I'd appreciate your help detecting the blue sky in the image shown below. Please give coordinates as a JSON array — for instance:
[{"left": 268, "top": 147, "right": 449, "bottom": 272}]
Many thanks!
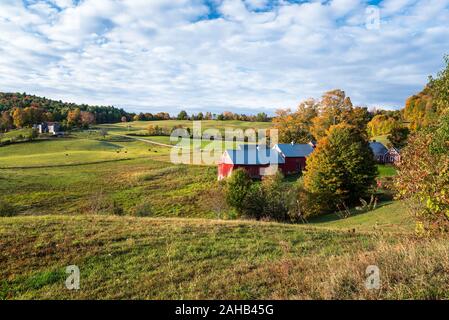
[{"left": 0, "top": 0, "right": 448, "bottom": 114}]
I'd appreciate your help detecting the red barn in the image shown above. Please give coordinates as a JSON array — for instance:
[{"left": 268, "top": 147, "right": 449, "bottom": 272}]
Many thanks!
[
  {"left": 273, "top": 143, "right": 315, "bottom": 175},
  {"left": 217, "top": 146, "right": 285, "bottom": 180}
]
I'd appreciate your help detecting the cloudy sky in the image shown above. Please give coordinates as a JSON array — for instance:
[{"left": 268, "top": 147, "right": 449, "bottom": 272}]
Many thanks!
[{"left": 0, "top": 0, "right": 448, "bottom": 114}]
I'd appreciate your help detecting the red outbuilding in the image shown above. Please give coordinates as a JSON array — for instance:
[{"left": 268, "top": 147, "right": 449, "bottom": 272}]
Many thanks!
[
  {"left": 217, "top": 145, "right": 285, "bottom": 180},
  {"left": 273, "top": 143, "right": 315, "bottom": 175},
  {"left": 217, "top": 143, "right": 315, "bottom": 180}
]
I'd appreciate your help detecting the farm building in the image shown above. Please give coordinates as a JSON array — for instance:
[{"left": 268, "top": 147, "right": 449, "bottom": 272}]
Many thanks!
[
  {"left": 273, "top": 142, "right": 315, "bottom": 175},
  {"left": 218, "top": 146, "right": 285, "bottom": 180},
  {"left": 369, "top": 141, "right": 401, "bottom": 164},
  {"left": 218, "top": 142, "right": 315, "bottom": 180},
  {"left": 34, "top": 122, "right": 61, "bottom": 135},
  {"left": 384, "top": 147, "right": 401, "bottom": 164}
]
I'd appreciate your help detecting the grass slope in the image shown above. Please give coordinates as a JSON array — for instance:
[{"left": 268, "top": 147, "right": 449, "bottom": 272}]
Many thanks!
[
  {"left": 1, "top": 215, "right": 448, "bottom": 300},
  {"left": 0, "top": 158, "right": 218, "bottom": 217},
  {"left": 309, "top": 201, "right": 412, "bottom": 233}
]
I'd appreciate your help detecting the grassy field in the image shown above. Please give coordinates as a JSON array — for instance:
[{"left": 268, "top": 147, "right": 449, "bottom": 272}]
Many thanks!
[
  {"left": 1, "top": 122, "right": 441, "bottom": 300},
  {"left": 98, "top": 120, "right": 273, "bottom": 135},
  {"left": 0, "top": 128, "right": 34, "bottom": 143},
  {"left": 2, "top": 214, "right": 448, "bottom": 300}
]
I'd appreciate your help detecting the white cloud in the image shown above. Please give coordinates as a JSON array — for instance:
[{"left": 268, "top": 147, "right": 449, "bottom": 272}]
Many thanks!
[{"left": 0, "top": 0, "right": 448, "bottom": 114}]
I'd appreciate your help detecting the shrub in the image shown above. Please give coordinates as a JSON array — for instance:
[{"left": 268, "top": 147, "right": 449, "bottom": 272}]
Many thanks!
[
  {"left": 291, "top": 184, "right": 334, "bottom": 220},
  {"left": 0, "top": 200, "right": 16, "bottom": 217},
  {"left": 225, "top": 168, "right": 252, "bottom": 215},
  {"left": 112, "top": 201, "right": 124, "bottom": 216},
  {"left": 231, "top": 172, "right": 292, "bottom": 222},
  {"left": 134, "top": 202, "right": 153, "bottom": 217},
  {"left": 200, "top": 182, "right": 229, "bottom": 219},
  {"left": 240, "top": 183, "right": 265, "bottom": 220},
  {"left": 261, "top": 172, "right": 289, "bottom": 221}
]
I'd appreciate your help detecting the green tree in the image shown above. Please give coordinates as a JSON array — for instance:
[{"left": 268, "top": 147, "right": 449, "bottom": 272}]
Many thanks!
[
  {"left": 240, "top": 183, "right": 265, "bottom": 220},
  {"left": 304, "top": 123, "right": 378, "bottom": 214},
  {"left": 225, "top": 168, "right": 253, "bottom": 215},
  {"left": 256, "top": 112, "right": 268, "bottom": 122},
  {"left": 261, "top": 172, "right": 289, "bottom": 221},
  {"left": 177, "top": 110, "right": 188, "bottom": 120},
  {"left": 388, "top": 127, "right": 410, "bottom": 149}
]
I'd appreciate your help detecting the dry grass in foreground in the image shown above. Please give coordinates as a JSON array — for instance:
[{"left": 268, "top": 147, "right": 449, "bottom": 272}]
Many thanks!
[{"left": 1, "top": 215, "right": 448, "bottom": 300}]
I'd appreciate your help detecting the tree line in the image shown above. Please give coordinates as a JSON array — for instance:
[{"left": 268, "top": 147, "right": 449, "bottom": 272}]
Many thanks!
[
  {"left": 174, "top": 110, "right": 270, "bottom": 122},
  {"left": 0, "top": 92, "right": 129, "bottom": 131},
  {"left": 273, "top": 89, "right": 407, "bottom": 148}
]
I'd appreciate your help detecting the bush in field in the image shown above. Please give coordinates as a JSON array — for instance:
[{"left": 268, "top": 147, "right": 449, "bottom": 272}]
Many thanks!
[
  {"left": 240, "top": 183, "right": 266, "bottom": 220},
  {"left": 228, "top": 171, "right": 290, "bottom": 221},
  {"left": 288, "top": 178, "right": 340, "bottom": 221},
  {"left": 225, "top": 168, "right": 253, "bottom": 215},
  {"left": 395, "top": 114, "right": 449, "bottom": 234},
  {"left": 201, "top": 182, "right": 230, "bottom": 219},
  {"left": 0, "top": 200, "right": 16, "bottom": 217},
  {"left": 260, "top": 172, "right": 289, "bottom": 221},
  {"left": 303, "top": 123, "right": 378, "bottom": 216},
  {"left": 112, "top": 200, "right": 124, "bottom": 216},
  {"left": 134, "top": 202, "right": 153, "bottom": 217}
]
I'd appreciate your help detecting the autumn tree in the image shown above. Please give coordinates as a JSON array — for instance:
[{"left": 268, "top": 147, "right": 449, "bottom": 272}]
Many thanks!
[
  {"left": 25, "top": 106, "right": 44, "bottom": 125},
  {"left": 67, "top": 108, "right": 81, "bottom": 127},
  {"left": 403, "top": 56, "right": 449, "bottom": 130},
  {"left": 388, "top": 127, "right": 410, "bottom": 149},
  {"left": 0, "top": 111, "right": 13, "bottom": 131},
  {"left": 80, "top": 111, "right": 95, "bottom": 127},
  {"left": 310, "top": 89, "right": 354, "bottom": 140},
  {"left": 274, "top": 99, "right": 318, "bottom": 143},
  {"left": 395, "top": 114, "right": 449, "bottom": 234},
  {"left": 428, "top": 55, "right": 449, "bottom": 115},
  {"left": 12, "top": 108, "right": 26, "bottom": 128},
  {"left": 367, "top": 114, "right": 401, "bottom": 137},
  {"left": 403, "top": 87, "right": 436, "bottom": 130},
  {"left": 303, "top": 123, "right": 377, "bottom": 214},
  {"left": 309, "top": 89, "right": 370, "bottom": 140}
]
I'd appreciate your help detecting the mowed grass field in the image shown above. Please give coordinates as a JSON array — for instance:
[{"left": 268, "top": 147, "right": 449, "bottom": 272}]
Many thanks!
[
  {"left": 1, "top": 121, "right": 441, "bottom": 300},
  {"left": 97, "top": 120, "right": 273, "bottom": 151},
  {"left": 99, "top": 120, "right": 273, "bottom": 135}
]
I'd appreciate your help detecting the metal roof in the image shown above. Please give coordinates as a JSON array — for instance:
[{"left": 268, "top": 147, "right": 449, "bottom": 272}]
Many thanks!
[
  {"left": 369, "top": 142, "right": 388, "bottom": 156},
  {"left": 274, "top": 144, "right": 314, "bottom": 158},
  {"left": 224, "top": 148, "right": 285, "bottom": 165}
]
